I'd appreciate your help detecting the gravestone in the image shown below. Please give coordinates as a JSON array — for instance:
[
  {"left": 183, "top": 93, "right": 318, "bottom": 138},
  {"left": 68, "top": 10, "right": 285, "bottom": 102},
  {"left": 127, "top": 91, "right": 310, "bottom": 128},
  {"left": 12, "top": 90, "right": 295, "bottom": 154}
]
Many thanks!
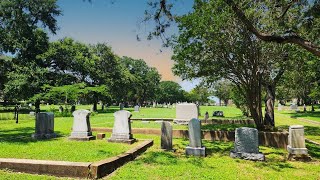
[
  {"left": 230, "top": 127, "right": 265, "bottom": 161},
  {"left": 32, "top": 112, "right": 56, "bottom": 139},
  {"left": 69, "top": 110, "right": 95, "bottom": 141},
  {"left": 185, "top": 118, "right": 206, "bottom": 156},
  {"left": 134, "top": 105, "right": 140, "bottom": 112},
  {"left": 108, "top": 110, "right": 135, "bottom": 144},
  {"left": 290, "top": 104, "right": 298, "bottom": 111},
  {"left": 173, "top": 103, "right": 198, "bottom": 125},
  {"left": 287, "top": 125, "right": 310, "bottom": 160},
  {"left": 161, "top": 121, "right": 173, "bottom": 150},
  {"left": 277, "top": 103, "right": 283, "bottom": 111},
  {"left": 119, "top": 103, "right": 124, "bottom": 110},
  {"left": 204, "top": 111, "right": 209, "bottom": 123},
  {"left": 152, "top": 101, "right": 156, "bottom": 108},
  {"left": 212, "top": 111, "right": 224, "bottom": 117},
  {"left": 29, "top": 111, "right": 35, "bottom": 116}
]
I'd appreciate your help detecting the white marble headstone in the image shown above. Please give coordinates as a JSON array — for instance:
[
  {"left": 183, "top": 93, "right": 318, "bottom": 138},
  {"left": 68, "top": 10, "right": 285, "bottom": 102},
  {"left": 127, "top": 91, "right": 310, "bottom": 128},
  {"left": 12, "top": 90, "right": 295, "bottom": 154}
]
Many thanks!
[
  {"left": 110, "top": 110, "right": 132, "bottom": 140},
  {"left": 70, "top": 110, "right": 92, "bottom": 138},
  {"left": 176, "top": 103, "right": 198, "bottom": 119}
]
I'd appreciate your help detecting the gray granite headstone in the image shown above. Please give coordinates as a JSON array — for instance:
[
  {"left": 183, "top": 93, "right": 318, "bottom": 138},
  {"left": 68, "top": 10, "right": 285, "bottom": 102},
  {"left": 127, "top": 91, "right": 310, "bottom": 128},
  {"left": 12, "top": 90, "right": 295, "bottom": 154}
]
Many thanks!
[
  {"left": 161, "top": 121, "right": 173, "bottom": 150},
  {"left": 230, "top": 127, "right": 265, "bottom": 161},
  {"left": 69, "top": 110, "right": 95, "bottom": 141},
  {"left": 134, "top": 105, "right": 140, "bottom": 112},
  {"left": 185, "top": 118, "right": 205, "bottom": 156},
  {"left": 119, "top": 103, "right": 124, "bottom": 110},
  {"left": 108, "top": 110, "right": 135, "bottom": 144},
  {"left": 32, "top": 112, "right": 56, "bottom": 139}
]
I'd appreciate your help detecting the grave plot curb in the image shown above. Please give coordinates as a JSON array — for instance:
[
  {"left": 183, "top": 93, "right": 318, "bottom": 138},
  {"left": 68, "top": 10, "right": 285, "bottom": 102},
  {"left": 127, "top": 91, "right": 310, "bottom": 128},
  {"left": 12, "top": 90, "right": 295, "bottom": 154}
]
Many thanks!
[
  {"left": 90, "top": 139, "right": 153, "bottom": 179},
  {"left": 0, "top": 139, "right": 153, "bottom": 179},
  {"left": 92, "top": 127, "right": 288, "bottom": 149}
]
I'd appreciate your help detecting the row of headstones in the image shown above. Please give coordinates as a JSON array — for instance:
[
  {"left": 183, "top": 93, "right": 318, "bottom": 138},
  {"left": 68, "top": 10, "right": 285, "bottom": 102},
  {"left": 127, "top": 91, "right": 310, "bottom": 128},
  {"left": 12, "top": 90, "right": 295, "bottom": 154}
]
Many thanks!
[
  {"left": 162, "top": 120, "right": 309, "bottom": 160},
  {"left": 32, "top": 110, "right": 136, "bottom": 143},
  {"left": 32, "top": 110, "right": 310, "bottom": 161}
]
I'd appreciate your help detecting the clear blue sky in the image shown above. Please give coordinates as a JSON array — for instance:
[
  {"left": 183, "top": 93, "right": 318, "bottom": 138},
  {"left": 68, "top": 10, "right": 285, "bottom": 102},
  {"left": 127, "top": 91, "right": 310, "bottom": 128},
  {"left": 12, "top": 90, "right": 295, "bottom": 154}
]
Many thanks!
[{"left": 51, "top": 0, "right": 196, "bottom": 91}]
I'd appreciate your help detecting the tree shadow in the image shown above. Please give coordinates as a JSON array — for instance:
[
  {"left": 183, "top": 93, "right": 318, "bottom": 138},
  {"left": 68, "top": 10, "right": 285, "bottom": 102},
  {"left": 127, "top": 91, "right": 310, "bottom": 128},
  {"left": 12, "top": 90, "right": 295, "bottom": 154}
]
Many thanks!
[
  {"left": 306, "top": 142, "right": 320, "bottom": 159},
  {"left": 0, "top": 127, "right": 62, "bottom": 144},
  {"left": 139, "top": 151, "right": 178, "bottom": 165}
]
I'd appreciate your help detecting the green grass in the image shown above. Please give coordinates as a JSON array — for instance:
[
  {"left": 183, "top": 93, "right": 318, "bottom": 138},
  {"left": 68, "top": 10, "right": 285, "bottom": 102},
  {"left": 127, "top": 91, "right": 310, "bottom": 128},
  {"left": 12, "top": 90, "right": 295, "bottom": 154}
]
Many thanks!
[
  {"left": 0, "top": 104, "right": 319, "bottom": 179},
  {"left": 107, "top": 134, "right": 320, "bottom": 180}
]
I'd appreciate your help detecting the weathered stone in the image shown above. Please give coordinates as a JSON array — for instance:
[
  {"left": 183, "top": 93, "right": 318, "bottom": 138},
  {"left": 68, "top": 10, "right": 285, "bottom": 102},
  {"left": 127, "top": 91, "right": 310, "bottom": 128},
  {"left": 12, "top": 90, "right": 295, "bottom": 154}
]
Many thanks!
[
  {"left": 29, "top": 111, "right": 35, "bottom": 116},
  {"left": 161, "top": 122, "right": 172, "bottom": 150},
  {"left": 141, "top": 121, "right": 150, "bottom": 123},
  {"left": 290, "top": 104, "right": 298, "bottom": 110},
  {"left": 173, "top": 103, "right": 198, "bottom": 125},
  {"left": 287, "top": 125, "right": 308, "bottom": 155},
  {"left": 97, "top": 133, "right": 106, "bottom": 140},
  {"left": 185, "top": 118, "right": 205, "bottom": 156},
  {"left": 108, "top": 110, "right": 135, "bottom": 144},
  {"left": 119, "top": 103, "right": 124, "bottom": 110},
  {"left": 32, "top": 112, "right": 56, "bottom": 139},
  {"left": 277, "top": 103, "right": 283, "bottom": 111},
  {"left": 69, "top": 110, "right": 95, "bottom": 141},
  {"left": 134, "top": 105, "right": 139, "bottom": 112},
  {"left": 230, "top": 127, "right": 265, "bottom": 161}
]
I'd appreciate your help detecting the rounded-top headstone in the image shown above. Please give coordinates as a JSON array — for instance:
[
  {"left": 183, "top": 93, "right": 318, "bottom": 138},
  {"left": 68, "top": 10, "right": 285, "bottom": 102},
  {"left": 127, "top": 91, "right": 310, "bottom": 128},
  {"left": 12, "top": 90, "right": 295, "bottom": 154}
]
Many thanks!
[{"left": 188, "top": 118, "right": 202, "bottom": 147}]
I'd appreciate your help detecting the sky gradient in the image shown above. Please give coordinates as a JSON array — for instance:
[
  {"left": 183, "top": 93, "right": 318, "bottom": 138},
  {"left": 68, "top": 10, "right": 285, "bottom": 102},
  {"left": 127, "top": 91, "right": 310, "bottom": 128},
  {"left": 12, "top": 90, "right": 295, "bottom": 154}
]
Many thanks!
[{"left": 50, "top": 0, "right": 197, "bottom": 90}]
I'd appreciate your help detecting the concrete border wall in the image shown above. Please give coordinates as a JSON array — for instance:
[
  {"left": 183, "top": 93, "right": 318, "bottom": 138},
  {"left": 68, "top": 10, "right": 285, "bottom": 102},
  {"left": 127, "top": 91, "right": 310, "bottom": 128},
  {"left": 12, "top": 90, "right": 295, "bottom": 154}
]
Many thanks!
[
  {"left": 92, "top": 127, "right": 288, "bottom": 149},
  {"left": 0, "top": 140, "right": 153, "bottom": 178}
]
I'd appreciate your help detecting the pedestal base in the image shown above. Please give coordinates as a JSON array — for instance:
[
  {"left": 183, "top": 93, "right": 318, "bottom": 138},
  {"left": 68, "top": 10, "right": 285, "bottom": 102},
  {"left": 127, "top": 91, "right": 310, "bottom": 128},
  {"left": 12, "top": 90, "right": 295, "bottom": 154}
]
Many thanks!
[
  {"left": 32, "top": 133, "right": 57, "bottom": 140},
  {"left": 107, "top": 138, "right": 136, "bottom": 144},
  {"left": 68, "top": 136, "right": 96, "bottom": 141},
  {"left": 287, "top": 145, "right": 308, "bottom": 155},
  {"left": 173, "top": 119, "right": 190, "bottom": 125},
  {"left": 185, "top": 146, "right": 206, "bottom": 156},
  {"left": 230, "top": 151, "right": 265, "bottom": 161}
]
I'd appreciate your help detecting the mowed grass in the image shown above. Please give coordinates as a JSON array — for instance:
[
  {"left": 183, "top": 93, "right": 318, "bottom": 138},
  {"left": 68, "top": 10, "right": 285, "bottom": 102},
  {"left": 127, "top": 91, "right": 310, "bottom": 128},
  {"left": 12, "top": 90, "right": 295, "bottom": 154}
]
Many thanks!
[
  {"left": 0, "top": 114, "right": 132, "bottom": 162},
  {"left": 0, "top": 105, "right": 320, "bottom": 179}
]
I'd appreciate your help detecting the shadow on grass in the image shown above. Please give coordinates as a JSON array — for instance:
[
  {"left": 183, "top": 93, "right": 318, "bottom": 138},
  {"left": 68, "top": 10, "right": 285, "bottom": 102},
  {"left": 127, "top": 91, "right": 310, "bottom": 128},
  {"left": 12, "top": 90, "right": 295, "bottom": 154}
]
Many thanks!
[
  {"left": 306, "top": 142, "right": 320, "bottom": 159},
  {"left": 0, "top": 127, "right": 62, "bottom": 144},
  {"left": 288, "top": 111, "right": 320, "bottom": 120},
  {"left": 140, "top": 151, "right": 178, "bottom": 165},
  {"left": 203, "top": 141, "right": 233, "bottom": 156},
  {"left": 201, "top": 124, "right": 255, "bottom": 131}
]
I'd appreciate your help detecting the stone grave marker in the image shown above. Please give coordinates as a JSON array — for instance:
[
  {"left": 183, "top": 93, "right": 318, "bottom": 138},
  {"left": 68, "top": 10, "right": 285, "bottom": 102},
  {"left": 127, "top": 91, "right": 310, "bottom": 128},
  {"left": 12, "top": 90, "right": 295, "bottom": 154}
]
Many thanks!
[
  {"left": 108, "top": 110, "right": 135, "bottom": 144},
  {"left": 287, "top": 125, "right": 310, "bottom": 160},
  {"left": 134, "top": 105, "right": 140, "bottom": 112},
  {"left": 69, "top": 110, "right": 95, "bottom": 141},
  {"left": 290, "top": 104, "right": 298, "bottom": 111},
  {"left": 230, "top": 127, "right": 265, "bottom": 161},
  {"left": 161, "top": 121, "right": 173, "bottom": 150},
  {"left": 59, "top": 105, "right": 63, "bottom": 113},
  {"left": 32, "top": 112, "right": 56, "bottom": 139},
  {"left": 277, "top": 103, "right": 283, "bottom": 111},
  {"left": 185, "top": 118, "right": 206, "bottom": 156},
  {"left": 119, "top": 103, "right": 124, "bottom": 110},
  {"left": 173, "top": 103, "right": 198, "bottom": 125}
]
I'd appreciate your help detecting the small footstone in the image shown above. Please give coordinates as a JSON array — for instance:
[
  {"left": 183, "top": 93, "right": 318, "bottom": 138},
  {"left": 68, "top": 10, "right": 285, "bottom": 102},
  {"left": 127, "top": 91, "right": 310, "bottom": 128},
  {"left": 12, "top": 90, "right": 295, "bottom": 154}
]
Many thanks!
[{"left": 97, "top": 133, "right": 106, "bottom": 140}]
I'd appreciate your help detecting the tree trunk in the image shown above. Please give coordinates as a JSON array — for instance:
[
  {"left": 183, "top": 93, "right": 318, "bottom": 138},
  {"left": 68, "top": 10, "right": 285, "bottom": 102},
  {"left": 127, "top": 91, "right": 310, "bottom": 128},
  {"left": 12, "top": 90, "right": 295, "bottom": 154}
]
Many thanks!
[
  {"left": 93, "top": 102, "right": 97, "bottom": 111},
  {"left": 35, "top": 99, "right": 40, "bottom": 112},
  {"left": 224, "top": 99, "right": 228, "bottom": 106},
  {"left": 264, "top": 84, "right": 275, "bottom": 126},
  {"left": 246, "top": 80, "right": 264, "bottom": 130}
]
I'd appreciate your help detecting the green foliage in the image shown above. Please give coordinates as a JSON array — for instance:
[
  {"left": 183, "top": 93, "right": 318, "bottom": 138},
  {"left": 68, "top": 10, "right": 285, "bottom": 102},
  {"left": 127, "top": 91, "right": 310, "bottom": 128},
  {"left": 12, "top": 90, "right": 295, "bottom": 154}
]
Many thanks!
[
  {"left": 0, "top": 0, "right": 61, "bottom": 53},
  {"left": 156, "top": 81, "right": 185, "bottom": 103}
]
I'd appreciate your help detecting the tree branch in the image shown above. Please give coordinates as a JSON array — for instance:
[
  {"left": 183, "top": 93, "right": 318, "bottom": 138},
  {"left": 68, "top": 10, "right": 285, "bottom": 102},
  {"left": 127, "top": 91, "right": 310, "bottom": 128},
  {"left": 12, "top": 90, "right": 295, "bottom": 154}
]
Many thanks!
[{"left": 224, "top": 0, "right": 320, "bottom": 57}]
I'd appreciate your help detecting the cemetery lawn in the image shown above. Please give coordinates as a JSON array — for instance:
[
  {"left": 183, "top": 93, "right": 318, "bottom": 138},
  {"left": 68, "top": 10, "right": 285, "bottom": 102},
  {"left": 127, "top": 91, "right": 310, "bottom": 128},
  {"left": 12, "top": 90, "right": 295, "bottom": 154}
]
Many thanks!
[{"left": 0, "top": 115, "right": 134, "bottom": 162}]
